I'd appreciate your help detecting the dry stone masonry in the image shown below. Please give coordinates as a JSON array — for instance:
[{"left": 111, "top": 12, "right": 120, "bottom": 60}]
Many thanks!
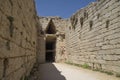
[
  {"left": 38, "top": 17, "right": 68, "bottom": 63},
  {"left": 38, "top": 0, "right": 120, "bottom": 76},
  {"left": 65, "top": 0, "right": 120, "bottom": 75},
  {"left": 0, "top": 0, "right": 120, "bottom": 80},
  {"left": 0, "top": 0, "right": 40, "bottom": 80}
]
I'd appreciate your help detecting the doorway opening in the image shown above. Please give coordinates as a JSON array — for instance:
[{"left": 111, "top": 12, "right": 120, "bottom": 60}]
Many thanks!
[
  {"left": 46, "top": 41, "right": 56, "bottom": 62},
  {"left": 45, "top": 19, "right": 56, "bottom": 62}
]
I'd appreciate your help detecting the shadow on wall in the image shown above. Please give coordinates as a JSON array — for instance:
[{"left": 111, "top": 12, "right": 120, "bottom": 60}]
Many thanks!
[{"left": 39, "top": 63, "right": 66, "bottom": 80}]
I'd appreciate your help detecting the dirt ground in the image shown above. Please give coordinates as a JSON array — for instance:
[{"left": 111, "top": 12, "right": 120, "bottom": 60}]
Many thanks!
[{"left": 29, "top": 63, "right": 120, "bottom": 80}]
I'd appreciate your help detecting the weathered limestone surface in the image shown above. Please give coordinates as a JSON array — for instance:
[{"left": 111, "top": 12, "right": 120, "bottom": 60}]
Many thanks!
[
  {"left": 4, "top": 0, "right": 119, "bottom": 78},
  {"left": 36, "top": 29, "right": 45, "bottom": 63},
  {"left": 66, "top": 0, "right": 120, "bottom": 75},
  {"left": 0, "top": 0, "right": 40, "bottom": 80},
  {"left": 39, "top": 16, "right": 67, "bottom": 34},
  {"left": 39, "top": 17, "right": 68, "bottom": 62},
  {"left": 39, "top": 1, "right": 120, "bottom": 75}
]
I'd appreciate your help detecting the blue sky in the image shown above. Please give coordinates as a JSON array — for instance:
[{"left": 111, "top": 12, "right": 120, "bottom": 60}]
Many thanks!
[{"left": 35, "top": 0, "right": 96, "bottom": 18}]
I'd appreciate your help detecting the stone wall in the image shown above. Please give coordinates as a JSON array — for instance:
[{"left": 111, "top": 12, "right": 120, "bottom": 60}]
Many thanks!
[
  {"left": 0, "top": 0, "right": 39, "bottom": 80},
  {"left": 39, "top": 16, "right": 66, "bottom": 34},
  {"left": 39, "top": 17, "right": 68, "bottom": 62},
  {"left": 66, "top": 0, "right": 120, "bottom": 75},
  {"left": 56, "top": 33, "right": 66, "bottom": 62},
  {"left": 36, "top": 22, "right": 46, "bottom": 63}
]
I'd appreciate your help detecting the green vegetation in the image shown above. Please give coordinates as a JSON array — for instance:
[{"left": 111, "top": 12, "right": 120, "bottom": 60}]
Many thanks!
[
  {"left": 93, "top": 69, "right": 99, "bottom": 71},
  {"left": 81, "top": 63, "right": 91, "bottom": 69},
  {"left": 65, "top": 61, "right": 73, "bottom": 65},
  {"left": 94, "top": 70, "right": 114, "bottom": 75},
  {"left": 65, "top": 61, "right": 90, "bottom": 69},
  {"left": 105, "top": 71, "right": 113, "bottom": 75},
  {"left": 93, "top": 69, "right": 114, "bottom": 75},
  {"left": 65, "top": 62, "right": 115, "bottom": 76}
]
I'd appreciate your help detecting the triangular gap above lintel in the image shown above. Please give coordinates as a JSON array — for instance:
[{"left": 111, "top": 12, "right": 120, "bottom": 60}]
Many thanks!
[{"left": 45, "top": 19, "right": 56, "bottom": 34}]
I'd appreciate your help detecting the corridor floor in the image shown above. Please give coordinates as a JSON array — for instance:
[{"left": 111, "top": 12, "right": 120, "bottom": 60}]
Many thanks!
[{"left": 29, "top": 63, "right": 120, "bottom": 80}]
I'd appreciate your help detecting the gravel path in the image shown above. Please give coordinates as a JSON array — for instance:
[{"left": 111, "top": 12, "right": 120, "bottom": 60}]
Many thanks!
[{"left": 29, "top": 63, "right": 120, "bottom": 80}]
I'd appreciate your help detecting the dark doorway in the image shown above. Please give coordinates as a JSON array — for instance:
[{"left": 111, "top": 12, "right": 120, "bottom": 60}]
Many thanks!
[
  {"left": 45, "top": 19, "right": 56, "bottom": 62},
  {"left": 46, "top": 41, "right": 56, "bottom": 62},
  {"left": 45, "top": 19, "right": 56, "bottom": 34}
]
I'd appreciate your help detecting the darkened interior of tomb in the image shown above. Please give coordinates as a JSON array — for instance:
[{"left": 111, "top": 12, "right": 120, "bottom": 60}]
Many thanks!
[
  {"left": 46, "top": 20, "right": 56, "bottom": 34},
  {"left": 46, "top": 41, "right": 56, "bottom": 62},
  {"left": 45, "top": 19, "right": 56, "bottom": 62}
]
